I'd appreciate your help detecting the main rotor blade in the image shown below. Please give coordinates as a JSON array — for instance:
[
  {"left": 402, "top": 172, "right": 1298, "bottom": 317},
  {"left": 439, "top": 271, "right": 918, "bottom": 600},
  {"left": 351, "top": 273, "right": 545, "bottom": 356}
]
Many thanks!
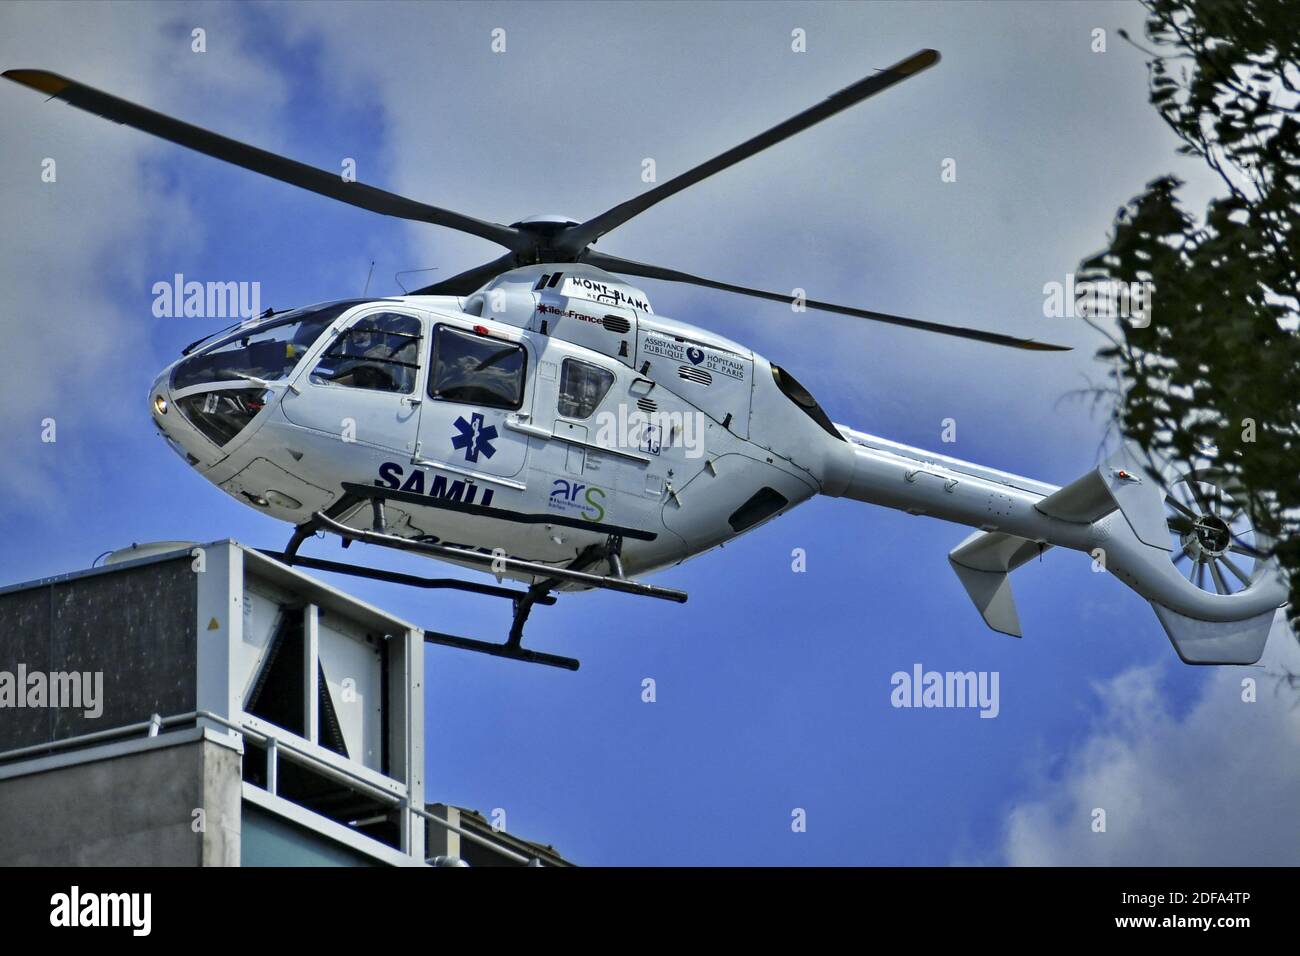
[
  {"left": 409, "top": 254, "right": 517, "bottom": 295},
  {"left": 3, "top": 69, "right": 526, "bottom": 252},
  {"left": 558, "top": 49, "right": 940, "bottom": 254},
  {"left": 584, "top": 251, "right": 1072, "bottom": 351}
]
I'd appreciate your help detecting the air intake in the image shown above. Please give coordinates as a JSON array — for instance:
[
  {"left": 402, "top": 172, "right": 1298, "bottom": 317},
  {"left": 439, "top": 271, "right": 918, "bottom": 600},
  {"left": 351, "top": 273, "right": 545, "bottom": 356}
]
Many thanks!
[{"left": 677, "top": 365, "right": 712, "bottom": 386}]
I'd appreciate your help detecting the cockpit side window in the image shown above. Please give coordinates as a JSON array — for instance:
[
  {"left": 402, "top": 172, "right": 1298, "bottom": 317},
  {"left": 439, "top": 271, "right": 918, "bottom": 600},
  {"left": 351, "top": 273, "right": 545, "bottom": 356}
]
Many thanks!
[
  {"left": 428, "top": 325, "right": 526, "bottom": 409},
  {"left": 311, "top": 312, "right": 423, "bottom": 394},
  {"left": 557, "top": 358, "right": 615, "bottom": 419}
]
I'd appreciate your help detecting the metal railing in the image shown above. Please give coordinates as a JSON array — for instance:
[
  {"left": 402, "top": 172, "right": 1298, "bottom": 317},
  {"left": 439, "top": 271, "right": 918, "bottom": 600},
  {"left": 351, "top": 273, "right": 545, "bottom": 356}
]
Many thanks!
[
  {"left": 410, "top": 803, "right": 535, "bottom": 866},
  {"left": 0, "top": 710, "right": 543, "bottom": 867},
  {"left": 0, "top": 710, "right": 204, "bottom": 762}
]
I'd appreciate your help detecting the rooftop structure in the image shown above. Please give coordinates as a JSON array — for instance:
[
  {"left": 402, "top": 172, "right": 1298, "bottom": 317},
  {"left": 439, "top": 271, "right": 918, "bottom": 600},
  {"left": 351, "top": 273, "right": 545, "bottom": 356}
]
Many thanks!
[{"left": 0, "top": 540, "right": 571, "bottom": 866}]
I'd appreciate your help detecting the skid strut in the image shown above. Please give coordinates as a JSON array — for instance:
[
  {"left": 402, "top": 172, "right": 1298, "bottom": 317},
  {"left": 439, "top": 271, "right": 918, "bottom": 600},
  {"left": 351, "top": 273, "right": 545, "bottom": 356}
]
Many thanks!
[{"left": 264, "top": 486, "right": 686, "bottom": 670}]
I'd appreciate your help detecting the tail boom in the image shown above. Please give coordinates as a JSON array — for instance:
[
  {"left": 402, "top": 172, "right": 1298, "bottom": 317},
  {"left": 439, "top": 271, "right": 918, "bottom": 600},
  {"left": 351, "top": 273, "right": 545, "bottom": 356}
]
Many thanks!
[{"left": 825, "top": 428, "right": 1289, "bottom": 663}]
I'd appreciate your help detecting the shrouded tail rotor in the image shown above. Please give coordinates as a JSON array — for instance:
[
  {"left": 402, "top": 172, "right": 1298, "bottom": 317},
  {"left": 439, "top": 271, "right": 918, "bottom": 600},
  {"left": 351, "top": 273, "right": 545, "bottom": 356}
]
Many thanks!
[{"left": 1165, "top": 468, "right": 1272, "bottom": 597}]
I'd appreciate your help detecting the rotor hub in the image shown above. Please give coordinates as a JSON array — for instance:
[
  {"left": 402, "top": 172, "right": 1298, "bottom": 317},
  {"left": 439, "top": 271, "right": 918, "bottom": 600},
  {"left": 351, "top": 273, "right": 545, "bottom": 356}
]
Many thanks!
[
  {"left": 509, "top": 214, "right": 580, "bottom": 234},
  {"left": 1185, "top": 513, "right": 1232, "bottom": 558},
  {"left": 1165, "top": 468, "right": 1270, "bottom": 598}
]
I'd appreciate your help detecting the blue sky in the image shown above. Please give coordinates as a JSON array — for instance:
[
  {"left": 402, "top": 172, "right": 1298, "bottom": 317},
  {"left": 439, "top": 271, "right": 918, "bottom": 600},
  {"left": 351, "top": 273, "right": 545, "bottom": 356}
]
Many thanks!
[{"left": 2, "top": 0, "right": 1297, "bottom": 865}]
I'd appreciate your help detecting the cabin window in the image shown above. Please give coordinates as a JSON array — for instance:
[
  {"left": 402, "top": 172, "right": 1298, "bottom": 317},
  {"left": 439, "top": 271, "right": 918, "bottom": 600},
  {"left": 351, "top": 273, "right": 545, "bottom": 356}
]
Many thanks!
[
  {"left": 311, "top": 312, "right": 423, "bottom": 393},
  {"left": 428, "top": 325, "right": 526, "bottom": 409},
  {"left": 557, "top": 358, "right": 615, "bottom": 419}
]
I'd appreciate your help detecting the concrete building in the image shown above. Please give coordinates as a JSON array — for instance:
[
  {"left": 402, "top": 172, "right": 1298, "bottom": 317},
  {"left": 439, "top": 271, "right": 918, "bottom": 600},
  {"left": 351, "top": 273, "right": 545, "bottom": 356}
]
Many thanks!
[{"left": 0, "top": 541, "right": 571, "bottom": 866}]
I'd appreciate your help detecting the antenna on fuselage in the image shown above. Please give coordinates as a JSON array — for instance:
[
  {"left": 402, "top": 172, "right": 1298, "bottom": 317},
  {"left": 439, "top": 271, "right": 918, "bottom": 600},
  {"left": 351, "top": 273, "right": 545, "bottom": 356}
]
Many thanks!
[{"left": 363, "top": 260, "right": 375, "bottom": 296}]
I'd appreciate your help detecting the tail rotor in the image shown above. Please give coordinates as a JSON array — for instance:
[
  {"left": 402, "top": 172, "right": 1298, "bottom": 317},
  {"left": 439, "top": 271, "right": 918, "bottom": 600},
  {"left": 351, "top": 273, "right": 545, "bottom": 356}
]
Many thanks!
[{"left": 1164, "top": 468, "right": 1272, "bottom": 599}]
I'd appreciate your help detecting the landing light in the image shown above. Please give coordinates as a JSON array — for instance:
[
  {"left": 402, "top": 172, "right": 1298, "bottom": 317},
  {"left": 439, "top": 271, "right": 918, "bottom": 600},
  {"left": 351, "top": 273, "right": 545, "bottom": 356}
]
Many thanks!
[
  {"left": 153, "top": 395, "right": 168, "bottom": 415},
  {"left": 264, "top": 490, "right": 303, "bottom": 510}
]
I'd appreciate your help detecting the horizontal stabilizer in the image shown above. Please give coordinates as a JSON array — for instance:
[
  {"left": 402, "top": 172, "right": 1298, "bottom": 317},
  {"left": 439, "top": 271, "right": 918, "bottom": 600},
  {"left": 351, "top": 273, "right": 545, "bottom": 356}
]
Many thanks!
[
  {"left": 948, "top": 531, "right": 1048, "bottom": 638},
  {"left": 1151, "top": 604, "right": 1277, "bottom": 665},
  {"left": 1034, "top": 468, "right": 1115, "bottom": 524},
  {"left": 1034, "top": 444, "right": 1170, "bottom": 550}
]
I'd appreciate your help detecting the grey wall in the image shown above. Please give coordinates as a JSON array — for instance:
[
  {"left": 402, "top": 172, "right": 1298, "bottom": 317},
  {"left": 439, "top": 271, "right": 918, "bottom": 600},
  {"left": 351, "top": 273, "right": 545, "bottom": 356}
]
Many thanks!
[{"left": 0, "top": 736, "right": 240, "bottom": 866}]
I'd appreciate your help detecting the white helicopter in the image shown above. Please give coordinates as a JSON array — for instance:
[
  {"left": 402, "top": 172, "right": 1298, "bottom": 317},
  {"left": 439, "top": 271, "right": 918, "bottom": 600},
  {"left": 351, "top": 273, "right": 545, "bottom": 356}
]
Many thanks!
[{"left": 6, "top": 51, "right": 1287, "bottom": 669}]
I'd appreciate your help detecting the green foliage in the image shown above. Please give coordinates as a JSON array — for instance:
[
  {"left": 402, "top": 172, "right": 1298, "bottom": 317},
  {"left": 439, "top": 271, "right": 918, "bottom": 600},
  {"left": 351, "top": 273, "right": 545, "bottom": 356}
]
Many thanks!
[{"left": 1082, "top": 0, "right": 1300, "bottom": 627}]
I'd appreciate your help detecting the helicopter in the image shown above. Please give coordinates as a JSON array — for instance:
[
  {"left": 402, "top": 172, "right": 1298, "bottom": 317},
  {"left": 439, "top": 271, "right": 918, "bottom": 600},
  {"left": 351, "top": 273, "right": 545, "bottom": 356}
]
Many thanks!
[{"left": 4, "top": 50, "right": 1288, "bottom": 670}]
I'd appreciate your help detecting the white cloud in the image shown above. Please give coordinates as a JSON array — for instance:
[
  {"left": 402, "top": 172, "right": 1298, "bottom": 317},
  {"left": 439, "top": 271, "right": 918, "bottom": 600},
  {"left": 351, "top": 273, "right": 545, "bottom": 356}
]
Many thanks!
[
  {"left": 1000, "top": 618, "right": 1300, "bottom": 865},
  {"left": 0, "top": 1, "right": 289, "bottom": 508}
]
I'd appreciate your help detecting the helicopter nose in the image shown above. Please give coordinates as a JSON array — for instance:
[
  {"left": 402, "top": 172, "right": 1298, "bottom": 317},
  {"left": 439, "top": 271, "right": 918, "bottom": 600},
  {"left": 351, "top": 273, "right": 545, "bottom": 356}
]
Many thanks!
[
  {"left": 147, "top": 362, "right": 245, "bottom": 470},
  {"left": 148, "top": 367, "right": 198, "bottom": 465},
  {"left": 149, "top": 370, "right": 172, "bottom": 423}
]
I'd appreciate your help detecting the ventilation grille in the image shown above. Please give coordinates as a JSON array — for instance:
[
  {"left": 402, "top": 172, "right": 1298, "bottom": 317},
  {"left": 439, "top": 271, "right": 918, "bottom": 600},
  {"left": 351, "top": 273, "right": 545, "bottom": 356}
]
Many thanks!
[
  {"left": 602, "top": 314, "right": 632, "bottom": 334},
  {"left": 245, "top": 608, "right": 305, "bottom": 736},
  {"left": 316, "top": 661, "right": 350, "bottom": 759},
  {"left": 677, "top": 365, "right": 712, "bottom": 386},
  {"left": 636, "top": 397, "right": 658, "bottom": 413},
  {"left": 729, "top": 486, "right": 789, "bottom": 533}
]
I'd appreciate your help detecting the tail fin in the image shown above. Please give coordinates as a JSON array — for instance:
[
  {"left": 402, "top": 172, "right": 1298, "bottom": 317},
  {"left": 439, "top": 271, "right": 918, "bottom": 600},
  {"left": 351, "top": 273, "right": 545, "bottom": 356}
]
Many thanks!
[
  {"left": 1151, "top": 604, "right": 1277, "bottom": 665},
  {"left": 944, "top": 448, "right": 1141, "bottom": 639},
  {"left": 948, "top": 445, "right": 1287, "bottom": 665},
  {"left": 948, "top": 531, "right": 1047, "bottom": 637}
]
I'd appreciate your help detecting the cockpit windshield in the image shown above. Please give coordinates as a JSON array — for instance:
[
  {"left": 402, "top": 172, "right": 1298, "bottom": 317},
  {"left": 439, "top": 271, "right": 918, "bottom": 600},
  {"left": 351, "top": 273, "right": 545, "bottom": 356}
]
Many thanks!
[{"left": 171, "top": 301, "right": 360, "bottom": 392}]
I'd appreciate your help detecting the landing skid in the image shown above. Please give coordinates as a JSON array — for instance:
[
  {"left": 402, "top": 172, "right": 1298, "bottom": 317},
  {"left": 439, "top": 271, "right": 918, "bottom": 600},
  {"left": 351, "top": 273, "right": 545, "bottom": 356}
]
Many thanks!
[{"left": 260, "top": 484, "right": 688, "bottom": 671}]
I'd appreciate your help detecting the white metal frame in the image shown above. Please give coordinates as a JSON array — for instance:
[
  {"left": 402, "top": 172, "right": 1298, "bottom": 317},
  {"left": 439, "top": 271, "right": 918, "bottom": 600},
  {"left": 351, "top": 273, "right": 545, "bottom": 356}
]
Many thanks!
[{"left": 192, "top": 541, "right": 425, "bottom": 861}]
